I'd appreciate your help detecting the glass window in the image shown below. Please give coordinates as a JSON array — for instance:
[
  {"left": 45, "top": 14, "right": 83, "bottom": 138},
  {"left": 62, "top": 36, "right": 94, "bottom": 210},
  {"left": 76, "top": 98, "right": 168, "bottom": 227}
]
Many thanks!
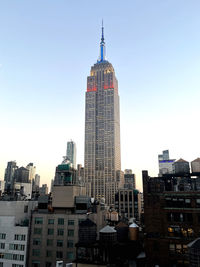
[
  {"left": 0, "top": 243, "right": 5, "bottom": 249},
  {"left": 67, "top": 240, "right": 73, "bottom": 248},
  {"left": 46, "top": 239, "right": 53, "bottom": 246},
  {"left": 68, "top": 220, "right": 74, "bottom": 226},
  {"left": 48, "top": 219, "right": 54, "bottom": 225},
  {"left": 32, "top": 260, "right": 40, "bottom": 267},
  {"left": 68, "top": 229, "right": 74, "bottom": 237},
  {"left": 57, "top": 229, "right": 64, "bottom": 236},
  {"left": 58, "top": 218, "right": 64, "bottom": 225},
  {"left": 57, "top": 240, "right": 63, "bottom": 247},
  {"left": 32, "top": 249, "right": 40, "bottom": 256},
  {"left": 67, "top": 251, "right": 74, "bottom": 260},
  {"left": 47, "top": 229, "right": 54, "bottom": 235},
  {"left": 34, "top": 228, "right": 42, "bottom": 235},
  {"left": 0, "top": 234, "right": 6, "bottom": 240},
  {"left": 46, "top": 250, "right": 52, "bottom": 257},
  {"left": 56, "top": 251, "right": 63, "bottom": 259},
  {"left": 33, "top": 238, "right": 41, "bottom": 246},
  {"left": 35, "top": 217, "right": 43, "bottom": 224}
]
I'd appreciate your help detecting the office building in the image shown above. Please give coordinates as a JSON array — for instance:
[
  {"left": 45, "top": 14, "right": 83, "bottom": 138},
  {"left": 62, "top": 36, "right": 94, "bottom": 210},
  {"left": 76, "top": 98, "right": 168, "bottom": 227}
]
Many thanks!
[
  {"left": 158, "top": 150, "right": 176, "bottom": 176},
  {"left": 84, "top": 23, "right": 121, "bottom": 205},
  {"left": 26, "top": 162, "right": 36, "bottom": 181},
  {"left": 115, "top": 189, "right": 141, "bottom": 221},
  {"left": 124, "top": 169, "right": 136, "bottom": 189},
  {"left": 66, "top": 140, "right": 76, "bottom": 168},
  {"left": 28, "top": 160, "right": 107, "bottom": 266},
  {"left": 4, "top": 161, "right": 18, "bottom": 191},
  {"left": 14, "top": 167, "right": 29, "bottom": 183}
]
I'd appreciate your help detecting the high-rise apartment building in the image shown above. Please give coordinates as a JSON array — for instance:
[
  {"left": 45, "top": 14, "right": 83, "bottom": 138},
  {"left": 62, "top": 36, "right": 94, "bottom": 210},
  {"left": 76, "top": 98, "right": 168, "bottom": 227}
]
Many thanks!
[
  {"left": 84, "top": 24, "right": 121, "bottom": 205},
  {"left": 66, "top": 140, "right": 76, "bottom": 168}
]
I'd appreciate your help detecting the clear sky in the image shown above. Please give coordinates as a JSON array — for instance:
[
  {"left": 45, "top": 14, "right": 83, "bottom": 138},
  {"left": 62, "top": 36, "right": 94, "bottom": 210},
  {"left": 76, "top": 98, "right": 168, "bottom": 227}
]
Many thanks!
[{"left": 1, "top": 0, "right": 200, "bottom": 191}]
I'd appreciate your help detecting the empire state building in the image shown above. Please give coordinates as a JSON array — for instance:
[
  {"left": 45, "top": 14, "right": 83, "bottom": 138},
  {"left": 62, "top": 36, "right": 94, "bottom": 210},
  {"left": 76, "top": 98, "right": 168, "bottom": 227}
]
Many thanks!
[{"left": 84, "top": 24, "right": 122, "bottom": 205}]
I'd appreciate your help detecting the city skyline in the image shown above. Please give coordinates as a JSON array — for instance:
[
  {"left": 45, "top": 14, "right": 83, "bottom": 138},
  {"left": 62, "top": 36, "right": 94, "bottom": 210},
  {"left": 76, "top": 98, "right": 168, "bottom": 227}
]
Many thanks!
[{"left": 1, "top": 1, "right": 200, "bottom": 191}]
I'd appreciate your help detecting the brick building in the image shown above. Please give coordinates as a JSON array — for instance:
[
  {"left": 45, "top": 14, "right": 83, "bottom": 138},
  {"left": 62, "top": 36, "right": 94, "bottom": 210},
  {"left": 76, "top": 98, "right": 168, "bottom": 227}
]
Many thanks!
[{"left": 143, "top": 170, "right": 200, "bottom": 266}]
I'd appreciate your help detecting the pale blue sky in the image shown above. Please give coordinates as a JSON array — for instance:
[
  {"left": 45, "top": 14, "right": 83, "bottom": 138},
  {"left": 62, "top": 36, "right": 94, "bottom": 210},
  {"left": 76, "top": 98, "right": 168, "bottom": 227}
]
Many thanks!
[{"left": 1, "top": 0, "right": 200, "bottom": 190}]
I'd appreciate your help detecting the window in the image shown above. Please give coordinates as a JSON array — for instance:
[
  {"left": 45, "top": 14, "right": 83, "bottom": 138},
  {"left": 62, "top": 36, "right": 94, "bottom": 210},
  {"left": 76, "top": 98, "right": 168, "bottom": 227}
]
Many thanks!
[
  {"left": 68, "top": 229, "right": 74, "bottom": 237},
  {"left": 35, "top": 217, "right": 43, "bottom": 224},
  {"left": 33, "top": 238, "right": 41, "bottom": 246},
  {"left": 58, "top": 218, "right": 64, "bottom": 225},
  {"left": 14, "top": 234, "right": 26, "bottom": 241},
  {"left": 56, "top": 251, "right": 63, "bottom": 259},
  {"left": 68, "top": 220, "right": 74, "bottom": 226},
  {"left": 46, "top": 239, "right": 53, "bottom": 246},
  {"left": 46, "top": 250, "right": 52, "bottom": 257},
  {"left": 67, "top": 251, "right": 74, "bottom": 260},
  {"left": 46, "top": 263, "right": 52, "bottom": 267},
  {"left": 67, "top": 240, "right": 73, "bottom": 248},
  {"left": 24, "top": 205, "right": 28, "bottom": 213},
  {"left": 57, "top": 240, "right": 63, "bottom": 247},
  {"left": 48, "top": 219, "right": 54, "bottom": 225},
  {"left": 57, "top": 229, "right": 64, "bottom": 236},
  {"left": 12, "top": 265, "right": 23, "bottom": 267},
  {"left": 0, "top": 263, "right": 3, "bottom": 267},
  {"left": 34, "top": 228, "right": 42, "bottom": 235},
  {"left": 47, "top": 229, "right": 54, "bottom": 235},
  {"left": 0, "top": 243, "right": 5, "bottom": 249},
  {"left": 32, "top": 249, "right": 40, "bottom": 256},
  {"left": 0, "top": 234, "right": 6, "bottom": 240},
  {"left": 9, "top": 244, "right": 25, "bottom": 251},
  {"left": 32, "top": 261, "right": 40, "bottom": 267}
]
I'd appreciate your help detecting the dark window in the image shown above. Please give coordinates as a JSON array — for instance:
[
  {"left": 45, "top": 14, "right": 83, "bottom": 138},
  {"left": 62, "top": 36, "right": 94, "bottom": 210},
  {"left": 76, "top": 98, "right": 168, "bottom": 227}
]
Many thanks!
[
  {"left": 46, "top": 239, "right": 53, "bottom": 246},
  {"left": 56, "top": 251, "right": 63, "bottom": 259},
  {"left": 57, "top": 240, "right": 63, "bottom": 247},
  {"left": 34, "top": 228, "right": 42, "bottom": 235},
  {"left": 35, "top": 218, "right": 43, "bottom": 225},
  {"left": 57, "top": 229, "right": 64, "bottom": 236},
  {"left": 48, "top": 219, "right": 54, "bottom": 225},
  {"left": 58, "top": 218, "right": 64, "bottom": 225},
  {"left": 47, "top": 229, "right": 54, "bottom": 235}
]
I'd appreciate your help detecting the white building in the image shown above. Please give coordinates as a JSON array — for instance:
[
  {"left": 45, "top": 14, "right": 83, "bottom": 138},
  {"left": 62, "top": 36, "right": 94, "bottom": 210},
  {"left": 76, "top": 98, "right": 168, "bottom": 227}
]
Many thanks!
[{"left": 0, "top": 201, "right": 37, "bottom": 267}]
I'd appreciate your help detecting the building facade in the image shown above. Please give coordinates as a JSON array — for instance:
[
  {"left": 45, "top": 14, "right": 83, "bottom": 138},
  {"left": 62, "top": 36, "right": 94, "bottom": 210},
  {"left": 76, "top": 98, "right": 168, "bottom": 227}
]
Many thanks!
[
  {"left": 4, "top": 161, "right": 18, "bottom": 191},
  {"left": 158, "top": 150, "right": 176, "bottom": 176},
  {"left": 0, "top": 200, "right": 37, "bottom": 267},
  {"left": 84, "top": 24, "right": 121, "bottom": 205},
  {"left": 66, "top": 140, "right": 76, "bottom": 169},
  {"left": 143, "top": 170, "right": 200, "bottom": 266}
]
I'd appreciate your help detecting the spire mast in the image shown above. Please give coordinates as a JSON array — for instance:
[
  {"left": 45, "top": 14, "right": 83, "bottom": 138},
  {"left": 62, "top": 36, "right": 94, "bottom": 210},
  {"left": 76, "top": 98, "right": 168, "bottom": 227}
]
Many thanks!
[{"left": 98, "top": 20, "right": 106, "bottom": 62}]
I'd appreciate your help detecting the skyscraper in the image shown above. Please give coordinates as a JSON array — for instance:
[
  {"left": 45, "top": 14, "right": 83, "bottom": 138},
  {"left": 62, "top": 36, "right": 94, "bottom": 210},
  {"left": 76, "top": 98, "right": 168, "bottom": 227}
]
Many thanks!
[
  {"left": 4, "top": 161, "right": 18, "bottom": 191},
  {"left": 66, "top": 140, "right": 76, "bottom": 168},
  {"left": 84, "top": 23, "right": 121, "bottom": 205}
]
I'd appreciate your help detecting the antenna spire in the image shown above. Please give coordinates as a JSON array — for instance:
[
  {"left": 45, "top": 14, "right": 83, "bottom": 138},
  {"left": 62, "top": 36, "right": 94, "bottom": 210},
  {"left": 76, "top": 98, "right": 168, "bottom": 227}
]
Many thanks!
[{"left": 98, "top": 20, "right": 106, "bottom": 62}]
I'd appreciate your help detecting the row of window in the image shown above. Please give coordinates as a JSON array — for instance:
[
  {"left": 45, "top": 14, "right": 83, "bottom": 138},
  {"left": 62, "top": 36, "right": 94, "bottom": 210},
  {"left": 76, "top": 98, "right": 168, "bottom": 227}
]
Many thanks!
[
  {"left": 0, "top": 264, "right": 23, "bottom": 267},
  {"left": 0, "top": 234, "right": 25, "bottom": 241},
  {"left": 0, "top": 253, "right": 24, "bottom": 261},
  {"left": 35, "top": 218, "right": 75, "bottom": 226},
  {"left": 164, "top": 198, "right": 200, "bottom": 208},
  {"left": 168, "top": 226, "right": 194, "bottom": 237},
  {"left": 34, "top": 228, "right": 74, "bottom": 236},
  {"left": 33, "top": 238, "right": 73, "bottom": 248},
  {"left": 0, "top": 243, "right": 25, "bottom": 251},
  {"left": 9, "top": 244, "right": 25, "bottom": 251},
  {"left": 32, "top": 249, "right": 74, "bottom": 259}
]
